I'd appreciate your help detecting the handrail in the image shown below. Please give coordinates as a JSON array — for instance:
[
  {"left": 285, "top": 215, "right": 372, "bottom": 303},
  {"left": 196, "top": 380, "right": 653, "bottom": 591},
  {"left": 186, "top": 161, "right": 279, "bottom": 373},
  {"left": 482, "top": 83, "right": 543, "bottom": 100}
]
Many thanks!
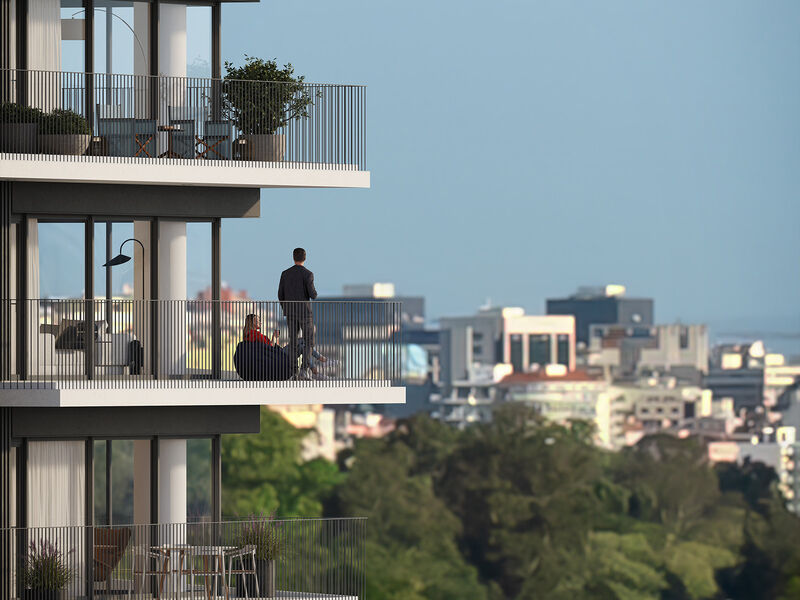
[
  {"left": 0, "top": 298, "right": 401, "bottom": 390},
  {"left": 0, "top": 68, "right": 367, "bottom": 170}
]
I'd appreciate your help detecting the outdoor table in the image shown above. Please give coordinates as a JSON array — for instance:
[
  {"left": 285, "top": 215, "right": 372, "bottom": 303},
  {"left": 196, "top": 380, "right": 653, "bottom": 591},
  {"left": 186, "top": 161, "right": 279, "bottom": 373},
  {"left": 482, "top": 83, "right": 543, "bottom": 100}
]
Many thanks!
[
  {"left": 158, "top": 125, "right": 182, "bottom": 159},
  {"left": 152, "top": 543, "right": 235, "bottom": 600}
]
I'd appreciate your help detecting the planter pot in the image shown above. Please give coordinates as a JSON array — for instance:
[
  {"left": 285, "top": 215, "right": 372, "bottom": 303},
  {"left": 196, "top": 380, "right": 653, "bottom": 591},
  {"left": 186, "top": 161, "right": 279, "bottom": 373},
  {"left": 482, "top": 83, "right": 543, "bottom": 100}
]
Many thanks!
[
  {"left": 23, "top": 589, "right": 63, "bottom": 600},
  {"left": 0, "top": 123, "right": 38, "bottom": 153},
  {"left": 38, "top": 134, "right": 91, "bottom": 156},
  {"left": 242, "top": 134, "right": 286, "bottom": 162},
  {"left": 235, "top": 559, "right": 276, "bottom": 598}
]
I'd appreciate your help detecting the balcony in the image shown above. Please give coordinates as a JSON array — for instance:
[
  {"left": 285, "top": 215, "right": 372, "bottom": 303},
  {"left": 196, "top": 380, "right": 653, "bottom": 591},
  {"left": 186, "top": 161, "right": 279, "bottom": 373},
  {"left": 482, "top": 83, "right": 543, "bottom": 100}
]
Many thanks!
[
  {"left": 0, "top": 518, "right": 365, "bottom": 600},
  {"left": 0, "top": 299, "right": 403, "bottom": 407},
  {"left": 0, "top": 69, "right": 368, "bottom": 188}
]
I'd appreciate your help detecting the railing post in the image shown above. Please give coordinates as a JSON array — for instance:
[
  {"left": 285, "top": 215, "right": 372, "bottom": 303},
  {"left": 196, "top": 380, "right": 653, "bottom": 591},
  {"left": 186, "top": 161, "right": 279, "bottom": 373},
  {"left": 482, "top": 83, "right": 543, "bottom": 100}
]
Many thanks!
[
  {"left": 85, "top": 438, "right": 95, "bottom": 600},
  {"left": 85, "top": 218, "right": 94, "bottom": 381},
  {"left": 212, "top": 219, "right": 221, "bottom": 380}
]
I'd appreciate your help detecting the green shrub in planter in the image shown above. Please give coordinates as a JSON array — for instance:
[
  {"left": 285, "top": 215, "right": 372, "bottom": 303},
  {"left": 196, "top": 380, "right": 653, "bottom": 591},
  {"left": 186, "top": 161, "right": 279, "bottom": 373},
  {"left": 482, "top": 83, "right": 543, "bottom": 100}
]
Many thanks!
[
  {"left": 40, "top": 109, "right": 90, "bottom": 135},
  {"left": 222, "top": 56, "right": 314, "bottom": 135},
  {"left": 0, "top": 102, "right": 44, "bottom": 124}
]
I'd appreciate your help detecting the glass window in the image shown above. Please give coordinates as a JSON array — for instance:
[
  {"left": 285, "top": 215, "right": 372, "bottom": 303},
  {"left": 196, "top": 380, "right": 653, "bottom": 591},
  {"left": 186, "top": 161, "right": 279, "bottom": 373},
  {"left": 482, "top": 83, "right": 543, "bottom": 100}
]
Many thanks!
[
  {"left": 38, "top": 221, "right": 84, "bottom": 299},
  {"left": 557, "top": 334, "right": 570, "bottom": 366},
  {"left": 510, "top": 334, "right": 523, "bottom": 372},
  {"left": 187, "top": 438, "right": 211, "bottom": 521},
  {"left": 93, "top": 1, "right": 150, "bottom": 76},
  {"left": 61, "top": 0, "right": 86, "bottom": 72},
  {"left": 529, "top": 334, "right": 550, "bottom": 367},
  {"left": 186, "top": 5, "right": 212, "bottom": 77}
]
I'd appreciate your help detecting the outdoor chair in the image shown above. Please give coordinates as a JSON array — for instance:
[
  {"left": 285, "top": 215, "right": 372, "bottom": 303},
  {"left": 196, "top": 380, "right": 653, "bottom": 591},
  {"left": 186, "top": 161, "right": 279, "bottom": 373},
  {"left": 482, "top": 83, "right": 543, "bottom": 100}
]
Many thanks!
[
  {"left": 129, "top": 544, "right": 163, "bottom": 598},
  {"left": 97, "top": 117, "right": 134, "bottom": 157},
  {"left": 168, "top": 118, "right": 196, "bottom": 159},
  {"left": 225, "top": 545, "right": 260, "bottom": 599},
  {"left": 197, "top": 120, "right": 232, "bottom": 160},
  {"left": 94, "top": 527, "right": 132, "bottom": 594},
  {"left": 133, "top": 119, "right": 157, "bottom": 157}
]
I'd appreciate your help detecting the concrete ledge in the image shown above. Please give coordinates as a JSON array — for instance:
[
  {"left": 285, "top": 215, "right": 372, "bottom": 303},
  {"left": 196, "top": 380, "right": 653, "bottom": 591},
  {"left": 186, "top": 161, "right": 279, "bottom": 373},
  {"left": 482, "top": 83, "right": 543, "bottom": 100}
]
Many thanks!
[
  {"left": 0, "top": 155, "right": 370, "bottom": 189},
  {"left": 0, "top": 383, "right": 405, "bottom": 407}
]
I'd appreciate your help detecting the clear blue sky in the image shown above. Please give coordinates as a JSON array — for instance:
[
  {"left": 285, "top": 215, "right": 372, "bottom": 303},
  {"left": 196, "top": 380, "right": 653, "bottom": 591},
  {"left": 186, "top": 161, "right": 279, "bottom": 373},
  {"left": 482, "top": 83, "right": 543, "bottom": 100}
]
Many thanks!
[
  {"left": 217, "top": 0, "right": 800, "bottom": 330},
  {"left": 41, "top": 1, "right": 800, "bottom": 346}
]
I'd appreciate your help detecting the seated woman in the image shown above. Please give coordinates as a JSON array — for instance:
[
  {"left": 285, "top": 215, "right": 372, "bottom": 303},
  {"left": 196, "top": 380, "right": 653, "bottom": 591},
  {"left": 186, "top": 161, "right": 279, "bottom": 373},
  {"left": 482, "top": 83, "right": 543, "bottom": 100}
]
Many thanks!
[
  {"left": 242, "top": 314, "right": 275, "bottom": 346},
  {"left": 235, "top": 314, "right": 291, "bottom": 381}
]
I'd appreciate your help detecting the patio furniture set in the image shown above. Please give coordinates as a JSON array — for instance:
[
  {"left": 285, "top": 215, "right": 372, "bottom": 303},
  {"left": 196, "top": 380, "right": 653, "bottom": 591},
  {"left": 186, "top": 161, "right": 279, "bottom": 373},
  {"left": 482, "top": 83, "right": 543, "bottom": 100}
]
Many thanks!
[
  {"left": 95, "top": 528, "right": 261, "bottom": 600},
  {"left": 95, "top": 118, "right": 234, "bottom": 160}
]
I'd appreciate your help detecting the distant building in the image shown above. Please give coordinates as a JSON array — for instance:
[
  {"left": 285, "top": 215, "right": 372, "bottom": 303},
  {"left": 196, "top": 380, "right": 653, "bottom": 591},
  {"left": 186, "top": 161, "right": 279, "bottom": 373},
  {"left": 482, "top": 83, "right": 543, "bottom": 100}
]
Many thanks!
[
  {"left": 588, "top": 323, "right": 708, "bottom": 381},
  {"left": 497, "top": 369, "right": 619, "bottom": 448},
  {"left": 319, "top": 283, "right": 425, "bottom": 330},
  {"left": 320, "top": 284, "right": 438, "bottom": 419},
  {"left": 611, "top": 376, "right": 706, "bottom": 438},
  {"left": 440, "top": 306, "right": 576, "bottom": 387},
  {"left": 547, "top": 285, "right": 654, "bottom": 345}
]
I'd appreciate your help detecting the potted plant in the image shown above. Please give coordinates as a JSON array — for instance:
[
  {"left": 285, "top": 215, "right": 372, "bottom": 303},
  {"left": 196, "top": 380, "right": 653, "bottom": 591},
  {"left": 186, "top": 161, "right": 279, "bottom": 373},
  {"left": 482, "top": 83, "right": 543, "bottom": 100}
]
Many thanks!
[
  {"left": 38, "top": 108, "right": 91, "bottom": 156},
  {"left": 235, "top": 513, "right": 282, "bottom": 598},
  {"left": 21, "top": 540, "right": 74, "bottom": 600},
  {"left": 222, "top": 56, "right": 314, "bottom": 162},
  {"left": 0, "top": 102, "right": 43, "bottom": 154}
]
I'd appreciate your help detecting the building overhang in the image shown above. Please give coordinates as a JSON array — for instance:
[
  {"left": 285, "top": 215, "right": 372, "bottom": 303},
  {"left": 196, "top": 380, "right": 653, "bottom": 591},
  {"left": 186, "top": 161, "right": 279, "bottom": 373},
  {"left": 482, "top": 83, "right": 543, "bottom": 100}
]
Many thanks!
[
  {"left": 0, "top": 383, "right": 405, "bottom": 408},
  {"left": 0, "top": 156, "right": 370, "bottom": 189}
]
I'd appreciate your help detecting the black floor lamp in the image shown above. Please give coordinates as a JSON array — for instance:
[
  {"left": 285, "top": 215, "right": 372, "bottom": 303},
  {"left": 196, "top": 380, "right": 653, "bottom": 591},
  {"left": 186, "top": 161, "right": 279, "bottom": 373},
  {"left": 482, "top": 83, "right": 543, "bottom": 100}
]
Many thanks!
[{"left": 103, "top": 238, "right": 146, "bottom": 298}]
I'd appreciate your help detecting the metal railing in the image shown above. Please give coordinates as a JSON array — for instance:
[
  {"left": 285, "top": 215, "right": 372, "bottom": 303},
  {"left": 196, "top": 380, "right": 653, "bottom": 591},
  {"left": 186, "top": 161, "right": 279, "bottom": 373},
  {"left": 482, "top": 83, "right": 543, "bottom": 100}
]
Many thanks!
[
  {"left": 0, "top": 69, "right": 366, "bottom": 170},
  {"left": 0, "top": 518, "right": 366, "bottom": 600},
  {"left": 1, "top": 299, "right": 400, "bottom": 390}
]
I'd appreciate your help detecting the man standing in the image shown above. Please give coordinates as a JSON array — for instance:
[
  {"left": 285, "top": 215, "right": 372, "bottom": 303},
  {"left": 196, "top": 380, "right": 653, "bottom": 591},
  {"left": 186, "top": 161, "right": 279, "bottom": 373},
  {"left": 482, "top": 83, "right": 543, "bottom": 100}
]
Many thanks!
[{"left": 278, "top": 247, "right": 318, "bottom": 379}]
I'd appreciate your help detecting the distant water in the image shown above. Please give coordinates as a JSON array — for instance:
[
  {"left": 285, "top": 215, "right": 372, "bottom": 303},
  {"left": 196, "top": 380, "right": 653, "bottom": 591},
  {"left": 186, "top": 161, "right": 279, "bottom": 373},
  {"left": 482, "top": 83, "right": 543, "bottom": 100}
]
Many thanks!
[{"left": 705, "top": 316, "right": 800, "bottom": 361}]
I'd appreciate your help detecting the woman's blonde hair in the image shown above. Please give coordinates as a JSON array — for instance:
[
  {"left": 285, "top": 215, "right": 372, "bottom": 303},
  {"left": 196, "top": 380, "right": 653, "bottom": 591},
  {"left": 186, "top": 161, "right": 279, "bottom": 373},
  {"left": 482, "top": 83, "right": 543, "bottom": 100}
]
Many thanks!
[{"left": 243, "top": 313, "right": 260, "bottom": 339}]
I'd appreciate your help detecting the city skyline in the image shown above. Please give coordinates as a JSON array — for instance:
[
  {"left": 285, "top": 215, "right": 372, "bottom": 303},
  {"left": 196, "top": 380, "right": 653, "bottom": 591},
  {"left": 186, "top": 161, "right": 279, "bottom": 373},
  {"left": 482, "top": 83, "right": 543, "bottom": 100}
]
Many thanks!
[{"left": 214, "top": 0, "right": 799, "bottom": 327}]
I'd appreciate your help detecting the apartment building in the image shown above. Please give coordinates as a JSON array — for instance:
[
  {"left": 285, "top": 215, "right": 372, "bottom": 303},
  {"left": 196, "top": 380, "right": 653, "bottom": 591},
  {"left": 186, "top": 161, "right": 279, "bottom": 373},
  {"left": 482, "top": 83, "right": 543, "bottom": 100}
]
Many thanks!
[
  {"left": 546, "top": 285, "right": 654, "bottom": 345},
  {"left": 588, "top": 323, "right": 708, "bottom": 382},
  {"left": 1, "top": 2, "right": 401, "bottom": 598},
  {"left": 496, "top": 369, "right": 621, "bottom": 448},
  {"left": 439, "top": 306, "right": 576, "bottom": 385}
]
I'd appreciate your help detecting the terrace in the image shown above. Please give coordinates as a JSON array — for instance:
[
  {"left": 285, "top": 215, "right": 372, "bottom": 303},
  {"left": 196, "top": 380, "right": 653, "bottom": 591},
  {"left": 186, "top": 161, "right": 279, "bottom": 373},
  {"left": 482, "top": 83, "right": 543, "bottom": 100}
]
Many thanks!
[
  {"left": 0, "top": 299, "right": 403, "bottom": 407},
  {"left": 0, "top": 518, "right": 366, "bottom": 600},
  {"left": 0, "top": 69, "right": 368, "bottom": 188}
]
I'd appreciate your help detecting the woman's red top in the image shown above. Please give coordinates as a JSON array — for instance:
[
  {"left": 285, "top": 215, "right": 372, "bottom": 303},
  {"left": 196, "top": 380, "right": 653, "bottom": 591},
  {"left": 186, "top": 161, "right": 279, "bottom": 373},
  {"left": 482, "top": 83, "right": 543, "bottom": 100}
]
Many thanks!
[{"left": 244, "top": 329, "right": 272, "bottom": 345}]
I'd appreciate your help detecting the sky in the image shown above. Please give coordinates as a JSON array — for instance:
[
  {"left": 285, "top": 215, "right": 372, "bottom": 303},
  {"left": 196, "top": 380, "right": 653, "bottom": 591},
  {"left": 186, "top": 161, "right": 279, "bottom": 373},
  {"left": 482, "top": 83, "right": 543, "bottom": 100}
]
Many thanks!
[
  {"left": 214, "top": 0, "right": 800, "bottom": 329},
  {"left": 40, "top": 1, "right": 800, "bottom": 349}
]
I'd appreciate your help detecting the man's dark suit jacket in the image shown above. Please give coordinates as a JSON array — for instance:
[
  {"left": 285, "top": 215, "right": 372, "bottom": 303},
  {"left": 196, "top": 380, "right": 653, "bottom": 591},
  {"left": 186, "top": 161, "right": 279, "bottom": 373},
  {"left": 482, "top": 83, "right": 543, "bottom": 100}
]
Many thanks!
[{"left": 278, "top": 264, "right": 318, "bottom": 319}]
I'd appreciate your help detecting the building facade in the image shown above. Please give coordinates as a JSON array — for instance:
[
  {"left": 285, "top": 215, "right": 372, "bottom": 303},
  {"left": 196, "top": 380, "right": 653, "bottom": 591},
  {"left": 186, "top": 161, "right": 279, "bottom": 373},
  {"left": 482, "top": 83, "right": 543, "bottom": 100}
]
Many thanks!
[{"left": 0, "top": 2, "right": 400, "bottom": 598}]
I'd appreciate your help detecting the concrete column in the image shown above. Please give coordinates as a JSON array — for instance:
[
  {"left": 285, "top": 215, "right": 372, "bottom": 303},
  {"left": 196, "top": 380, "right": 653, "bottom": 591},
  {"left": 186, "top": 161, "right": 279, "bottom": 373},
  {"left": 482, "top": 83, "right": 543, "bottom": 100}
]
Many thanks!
[
  {"left": 550, "top": 334, "right": 558, "bottom": 366},
  {"left": 158, "top": 3, "right": 187, "bottom": 147},
  {"left": 133, "top": 440, "right": 150, "bottom": 525},
  {"left": 158, "top": 221, "right": 187, "bottom": 300},
  {"left": 131, "top": 440, "right": 150, "bottom": 594},
  {"left": 158, "top": 221, "right": 186, "bottom": 376},
  {"left": 158, "top": 439, "right": 187, "bottom": 525},
  {"left": 158, "top": 4, "right": 187, "bottom": 77}
]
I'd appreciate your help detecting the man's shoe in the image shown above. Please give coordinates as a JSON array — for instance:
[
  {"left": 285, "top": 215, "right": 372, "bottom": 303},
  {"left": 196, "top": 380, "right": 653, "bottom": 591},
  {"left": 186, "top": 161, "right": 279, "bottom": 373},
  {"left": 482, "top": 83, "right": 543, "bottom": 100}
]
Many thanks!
[{"left": 296, "top": 368, "right": 313, "bottom": 381}]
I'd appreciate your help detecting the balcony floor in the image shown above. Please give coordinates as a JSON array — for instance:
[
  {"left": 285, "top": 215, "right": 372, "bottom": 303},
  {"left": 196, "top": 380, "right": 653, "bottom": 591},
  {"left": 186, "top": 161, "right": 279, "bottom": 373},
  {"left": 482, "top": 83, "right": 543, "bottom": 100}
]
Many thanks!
[
  {"left": 0, "top": 153, "right": 370, "bottom": 189},
  {"left": 0, "top": 380, "right": 405, "bottom": 407}
]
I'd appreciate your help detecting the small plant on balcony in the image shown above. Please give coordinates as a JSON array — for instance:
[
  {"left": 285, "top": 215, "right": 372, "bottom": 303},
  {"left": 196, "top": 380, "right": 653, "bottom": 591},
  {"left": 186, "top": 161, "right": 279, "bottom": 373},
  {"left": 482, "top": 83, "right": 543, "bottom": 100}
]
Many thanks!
[
  {"left": 235, "top": 512, "right": 283, "bottom": 598},
  {"left": 0, "top": 102, "right": 44, "bottom": 124},
  {"left": 238, "top": 512, "right": 283, "bottom": 560},
  {"left": 222, "top": 56, "right": 315, "bottom": 161},
  {"left": 222, "top": 56, "right": 313, "bottom": 135},
  {"left": 21, "top": 539, "right": 74, "bottom": 599},
  {"left": 38, "top": 109, "right": 91, "bottom": 156},
  {"left": 40, "top": 109, "right": 90, "bottom": 135},
  {"left": 0, "top": 102, "right": 43, "bottom": 153}
]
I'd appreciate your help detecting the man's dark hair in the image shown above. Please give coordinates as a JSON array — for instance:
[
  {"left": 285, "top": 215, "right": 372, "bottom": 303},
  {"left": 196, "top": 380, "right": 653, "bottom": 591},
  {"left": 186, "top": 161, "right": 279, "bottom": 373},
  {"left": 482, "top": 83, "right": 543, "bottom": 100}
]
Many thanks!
[{"left": 293, "top": 247, "right": 306, "bottom": 262}]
